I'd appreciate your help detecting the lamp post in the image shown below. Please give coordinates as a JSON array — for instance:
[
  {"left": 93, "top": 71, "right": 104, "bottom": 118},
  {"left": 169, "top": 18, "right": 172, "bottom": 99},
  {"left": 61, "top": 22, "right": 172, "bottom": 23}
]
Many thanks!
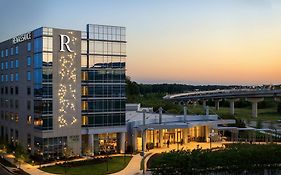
[
  {"left": 141, "top": 127, "right": 154, "bottom": 175},
  {"left": 209, "top": 129, "right": 215, "bottom": 149}
]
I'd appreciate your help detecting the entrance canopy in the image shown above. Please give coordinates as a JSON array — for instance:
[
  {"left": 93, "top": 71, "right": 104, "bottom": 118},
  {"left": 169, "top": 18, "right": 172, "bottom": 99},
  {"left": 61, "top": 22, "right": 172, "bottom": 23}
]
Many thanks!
[{"left": 135, "top": 119, "right": 235, "bottom": 131}]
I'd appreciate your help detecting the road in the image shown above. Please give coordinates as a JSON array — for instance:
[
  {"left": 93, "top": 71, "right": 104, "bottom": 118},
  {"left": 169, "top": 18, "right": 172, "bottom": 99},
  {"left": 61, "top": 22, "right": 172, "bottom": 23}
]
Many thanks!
[{"left": 0, "top": 165, "right": 13, "bottom": 175}]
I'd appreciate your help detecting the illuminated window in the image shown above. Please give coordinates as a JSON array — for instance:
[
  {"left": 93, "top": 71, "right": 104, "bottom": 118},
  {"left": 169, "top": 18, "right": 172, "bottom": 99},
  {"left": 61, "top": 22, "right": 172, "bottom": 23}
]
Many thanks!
[
  {"left": 81, "top": 72, "right": 88, "bottom": 81},
  {"left": 34, "top": 118, "right": 43, "bottom": 126},
  {"left": 81, "top": 86, "right": 88, "bottom": 96},
  {"left": 27, "top": 115, "right": 32, "bottom": 124},
  {"left": 82, "top": 101, "right": 88, "bottom": 110},
  {"left": 82, "top": 116, "right": 88, "bottom": 126},
  {"left": 15, "top": 113, "right": 19, "bottom": 123}
]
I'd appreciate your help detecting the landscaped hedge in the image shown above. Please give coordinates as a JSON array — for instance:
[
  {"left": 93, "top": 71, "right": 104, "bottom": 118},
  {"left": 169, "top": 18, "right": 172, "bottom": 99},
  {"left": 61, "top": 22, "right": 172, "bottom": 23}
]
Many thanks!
[{"left": 148, "top": 144, "right": 281, "bottom": 175}]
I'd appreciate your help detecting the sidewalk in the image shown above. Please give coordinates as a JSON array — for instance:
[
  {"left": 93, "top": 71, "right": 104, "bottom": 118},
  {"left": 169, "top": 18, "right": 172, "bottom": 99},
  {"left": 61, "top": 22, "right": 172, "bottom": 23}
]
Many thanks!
[{"left": 2, "top": 142, "right": 226, "bottom": 175}]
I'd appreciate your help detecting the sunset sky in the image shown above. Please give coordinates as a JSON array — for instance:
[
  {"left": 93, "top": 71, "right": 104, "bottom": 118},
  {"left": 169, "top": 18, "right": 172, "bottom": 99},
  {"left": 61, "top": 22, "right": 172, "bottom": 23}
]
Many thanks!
[{"left": 0, "top": 0, "right": 281, "bottom": 85}]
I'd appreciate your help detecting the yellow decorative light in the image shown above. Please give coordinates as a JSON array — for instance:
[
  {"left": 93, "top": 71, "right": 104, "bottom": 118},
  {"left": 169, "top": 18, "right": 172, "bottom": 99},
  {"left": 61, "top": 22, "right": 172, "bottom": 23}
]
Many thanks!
[{"left": 58, "top": 34, "right": 78, "bottom": 127}]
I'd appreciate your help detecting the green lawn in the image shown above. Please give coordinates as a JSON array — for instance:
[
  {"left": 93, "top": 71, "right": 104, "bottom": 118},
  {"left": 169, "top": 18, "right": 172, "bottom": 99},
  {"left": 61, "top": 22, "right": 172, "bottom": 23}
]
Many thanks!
[
  {"left": 187, "top": 105, "right": 281, "bottom": 122},
  {"left": 40, "top": 156, "right": 132, "bottom": 175}
]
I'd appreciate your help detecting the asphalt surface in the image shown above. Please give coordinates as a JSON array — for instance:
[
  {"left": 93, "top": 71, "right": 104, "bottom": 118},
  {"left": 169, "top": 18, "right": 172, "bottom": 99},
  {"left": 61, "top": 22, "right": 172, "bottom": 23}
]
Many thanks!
[{"left": 0, "top": 165, "right": 13, "bottom": 175}]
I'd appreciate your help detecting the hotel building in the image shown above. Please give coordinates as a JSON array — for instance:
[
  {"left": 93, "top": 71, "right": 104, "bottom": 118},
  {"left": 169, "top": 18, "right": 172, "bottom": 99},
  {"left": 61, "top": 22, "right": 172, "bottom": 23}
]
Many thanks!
[
  {"left": 0, "top": 24, "right": 126, "bottom": 158},
  {"left": 0, "top": 24, "right": 235, "bottom": 159}
]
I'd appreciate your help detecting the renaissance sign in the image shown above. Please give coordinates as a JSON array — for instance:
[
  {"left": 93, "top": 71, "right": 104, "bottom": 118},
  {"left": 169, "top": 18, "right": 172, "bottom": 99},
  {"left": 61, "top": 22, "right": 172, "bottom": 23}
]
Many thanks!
[{"left": 12, "top": 32, "right": 32, "bottom": 44}]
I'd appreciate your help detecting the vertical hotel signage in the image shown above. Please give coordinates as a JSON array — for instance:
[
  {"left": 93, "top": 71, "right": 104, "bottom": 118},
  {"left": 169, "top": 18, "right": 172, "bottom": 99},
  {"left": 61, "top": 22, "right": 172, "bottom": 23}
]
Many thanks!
[{"left": 57, "top": 33, "right": 78, "bottom": 127}]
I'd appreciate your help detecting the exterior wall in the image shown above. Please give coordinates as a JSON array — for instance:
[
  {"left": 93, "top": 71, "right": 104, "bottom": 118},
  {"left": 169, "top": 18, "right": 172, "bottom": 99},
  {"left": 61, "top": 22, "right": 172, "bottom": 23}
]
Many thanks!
[
  {"left": 42, "top": 29, "right": 82, "bottom": 155},
  {"left": 0, "top": 24, "right": 127, "bottom": 158},
  {"left": 0, "top": 32, "right": 35, "bottom": 153}
]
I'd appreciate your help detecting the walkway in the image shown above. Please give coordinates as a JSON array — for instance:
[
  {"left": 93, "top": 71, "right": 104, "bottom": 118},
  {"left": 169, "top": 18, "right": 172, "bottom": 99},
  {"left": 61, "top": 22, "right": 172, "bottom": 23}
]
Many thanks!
[
  {"left": 2, "top": 142, "right": 226, "bottom": 175},
  {"left": 111, "top": 141, "right": 225, "bottom": 175}
]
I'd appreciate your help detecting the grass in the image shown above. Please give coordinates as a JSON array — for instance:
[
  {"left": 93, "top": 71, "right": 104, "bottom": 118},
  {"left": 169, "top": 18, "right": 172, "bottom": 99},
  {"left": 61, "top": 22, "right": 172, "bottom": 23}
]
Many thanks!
[{"left": 40, "top": 156, "right": 132, "bottom": 175}]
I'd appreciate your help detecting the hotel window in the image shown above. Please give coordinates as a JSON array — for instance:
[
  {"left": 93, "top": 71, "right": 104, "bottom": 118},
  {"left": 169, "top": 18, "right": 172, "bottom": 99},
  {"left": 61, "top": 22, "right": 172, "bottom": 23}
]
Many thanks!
[
  {"left": 27, "top": 100, "right": 31, "bottom": 110},
  {"left": 15, "top": 73, "right": 18, "bottom": 81},
  {"left": 27, "top": 87, "right": 31, "bottom": 95},
  {"left": 5, "top": 49, "right": 8, "bottom": 57},
  {"left": 82, "top": 101, "right": 88, "bottom": 110},
  {"left": 27, "top": 42, "right": 32, "bottom": 51},
  {"left": 10, "top": 100, "right": 13, "bottom": 108},
  {"left": 34, "top": 118, "right": 43, "bottom": 126},
  {"left": 82, "top": 116, "right": 88, "bottom": 126},
  {"left": 81, "top": 55, "right": 87, "bottom": 68},
  {"left": 15, "top": 59, "right": 18, "bottom": 68},
  {"left": 27, "top": 115, "right": 32, "bottom": 124},
  {"left": 10, "top": 74, "right": 13, "bottom": 82},
  {"left": 15, "top": 114, "right": 19, "bottom": 122},
  {"left": 5, "top": 61, "right": 8, "bottom": 69},
  {"left": 1, "top": 62, "right": 3, "bottom": 70},
  {"left": 43, "top": 37, "right": 53, "bottom": 52},
  {"left": 27, "top": 56, "right": 31, "bottom": 66},
  {"left": 34, "top": 38, "right": 42, "bottom": 53},
  {"left": 10, "top": 87, "right": 13, "bottom": 95},
  {"left": 43, "top": 52, "right": 53, "bottom": 65},
  {"left": 10, "top": 60, "right": 13, "bottom": 69},
  {"left": 1, "top": 50, "right": 3, "bottom": 58},
  {"left": 15, "top": 100, "right": 18, "bottom": 108},
  {"left": 81, "top": 40, "right": 87, "bottom": 54},
  {"left": 43, "top": 27, "right": 53, "bottom": 36},
  {"left": 27, "top": 71, "right": 31, "bottom": 81},
  {"left": 5, "top": 75, "right": 8, "bottom": 82},
  {"left": 81, "top": 71, "right": 88, "bottom": 81},
  {"left": 81, "top": 86, "right": 88, "bottom": 96},
  {"left": 15, "top": 46, "right": 18, "bottom": 55},
  {"left": 1, "top": 75, "right": 3, "bottom": 82},
  {"left": 10, "top": 47, "right": 14, "bottom": 56},
  {"left": 15, "top": 86, "right": 18, "bottom": 95}
]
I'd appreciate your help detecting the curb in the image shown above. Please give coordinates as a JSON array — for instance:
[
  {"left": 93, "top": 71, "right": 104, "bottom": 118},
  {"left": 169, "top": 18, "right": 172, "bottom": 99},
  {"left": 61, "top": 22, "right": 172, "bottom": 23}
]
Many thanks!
[{"left": 0, "top": 162, "right": 17, "bottom": 175}]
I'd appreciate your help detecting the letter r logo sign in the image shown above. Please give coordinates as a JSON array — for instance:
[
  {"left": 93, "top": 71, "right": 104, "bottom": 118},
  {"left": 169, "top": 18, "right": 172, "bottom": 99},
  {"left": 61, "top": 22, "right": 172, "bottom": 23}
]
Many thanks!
[{"left": 60, "top": 34, "right": 74, "bottom": 52}]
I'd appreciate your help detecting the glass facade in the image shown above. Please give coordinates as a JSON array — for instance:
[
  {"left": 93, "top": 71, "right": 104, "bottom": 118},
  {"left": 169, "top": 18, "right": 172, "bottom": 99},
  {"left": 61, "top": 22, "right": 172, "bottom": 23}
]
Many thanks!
[
  {"left": 81, "top": 24, "right": 126, "bottom": 127},
  {"left": 33, "top": 27, "right": 53, "bottom": 131}
]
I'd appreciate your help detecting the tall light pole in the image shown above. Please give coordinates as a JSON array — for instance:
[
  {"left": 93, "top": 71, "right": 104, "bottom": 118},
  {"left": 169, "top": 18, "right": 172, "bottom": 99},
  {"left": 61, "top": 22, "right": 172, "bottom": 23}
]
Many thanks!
[{"left": 141, "top": 127, "right": 154, "bottom": 175}]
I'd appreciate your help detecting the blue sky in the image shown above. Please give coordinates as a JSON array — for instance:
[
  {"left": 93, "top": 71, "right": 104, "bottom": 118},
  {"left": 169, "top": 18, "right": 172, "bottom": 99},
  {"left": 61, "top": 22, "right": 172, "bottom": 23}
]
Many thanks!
[{"left": 1, "top": 0, "right": 281, "bottom": 85}]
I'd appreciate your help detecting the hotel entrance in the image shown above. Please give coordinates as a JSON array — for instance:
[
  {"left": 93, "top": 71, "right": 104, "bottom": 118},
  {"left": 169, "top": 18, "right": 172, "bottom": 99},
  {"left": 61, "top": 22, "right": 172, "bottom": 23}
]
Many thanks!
[
  {"left": 164, "top": 129, "right": 182, "bottom": 144},
  {"left": 138, "top": 126, "right": 210, "bottom": 150}
]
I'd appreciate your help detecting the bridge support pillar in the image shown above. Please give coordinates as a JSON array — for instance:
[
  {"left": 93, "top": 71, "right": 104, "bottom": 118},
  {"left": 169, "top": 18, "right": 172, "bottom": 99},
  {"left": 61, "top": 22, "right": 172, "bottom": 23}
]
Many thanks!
[
  {"left": 202, "top": 100, "right": 207, "bottom": 109},
  {"left": 274, "top": 97, "right": 281, "bottom": 102},
  {"left": 214, "top": 99, "right": 222, "bottom": 110},
  {"left": 246, "top": 97, "right": 264, "bottom": 118},
  {"left": 225, "top": 98, "right": 240, "bottom": 115}
]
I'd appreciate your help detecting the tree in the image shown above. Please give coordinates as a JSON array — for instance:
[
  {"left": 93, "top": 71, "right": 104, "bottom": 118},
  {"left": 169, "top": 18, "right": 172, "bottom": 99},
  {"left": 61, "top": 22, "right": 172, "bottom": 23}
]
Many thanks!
[
  {"left": 14, "top": 144, "right": 28, "bottom": 168},
  {"left": 278, "top": 102, "right": 281, "bottom": 114}
]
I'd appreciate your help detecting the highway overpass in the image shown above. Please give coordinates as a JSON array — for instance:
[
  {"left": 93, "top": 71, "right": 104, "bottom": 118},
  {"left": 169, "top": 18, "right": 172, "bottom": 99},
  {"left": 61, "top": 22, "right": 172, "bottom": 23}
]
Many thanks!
[{"left": 163, "top": 89, "right": 281, "bottom": 117}]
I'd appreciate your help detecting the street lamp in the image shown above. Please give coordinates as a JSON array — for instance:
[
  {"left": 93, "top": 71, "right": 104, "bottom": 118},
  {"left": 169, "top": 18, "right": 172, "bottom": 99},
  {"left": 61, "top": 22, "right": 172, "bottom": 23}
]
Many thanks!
[
  {"left": 141, "top": 127, "right": 154, "bottom": 175},
  {"left": 209, "top": 129, "right": 215, "bottom": 149}
]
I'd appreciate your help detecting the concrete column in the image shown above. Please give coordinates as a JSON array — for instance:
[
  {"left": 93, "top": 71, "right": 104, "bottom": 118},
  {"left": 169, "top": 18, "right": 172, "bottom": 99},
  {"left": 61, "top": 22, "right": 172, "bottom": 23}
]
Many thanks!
[
  {"left": 159, "top": 130, "right": 163, "bottom": 147},
  {"left": 93, "top": 134, "right": 99, "bottom": 154},
  {"left": 226, "top": 98, "right": 240, "bottom": 115},
  {"left": 274, "top": 97, "right": 281, "bottom": 102},
  {"left": 88, "top": 134, "right": 94, "bottom": 154},
  {"left": 214, "top": 99, "right": 222, "bottom": 110},
  {"left": 202, "top": 100, "right": 207, "bottom": 108},
  {"left": 118, "top": 132, "right": 126, "bottom": 154},
  {"left": 142, "top": 109, "right": 146, "bottom": 125},
  {"left": 159, "top": 107, "right": 163, "bottom": 124},
  {"left": 143, "top": 131, "right": 147, "bottom": 151},
  {"left": 246, "top": 97, "right": 264, "bottom": 118},
  {"left": 183, "top": 106, "right": 187, "bottom": 121},
  {"left": 205, "top": 106, "right": 209, "bottom": 116},
  {"left": 192, "top": 100, "right": 197, "bottom": 108},
  {"left": 132, "top": 129, "right": 138, "bottom": 152},
  {"left": 183, "top": 129, "right": 188, "bottom": 144}
]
